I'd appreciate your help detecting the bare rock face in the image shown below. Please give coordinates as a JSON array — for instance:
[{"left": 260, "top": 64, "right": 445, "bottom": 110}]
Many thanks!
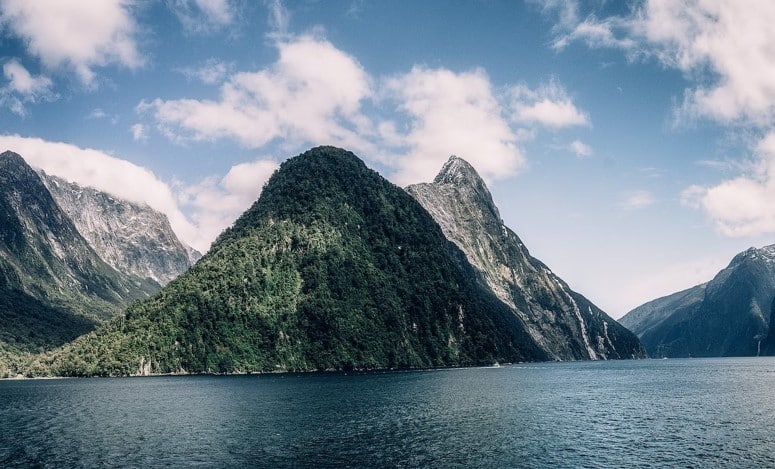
[
  {"left": 407, "top": 156, "right": 645, "bottom": 360},
  {"left": 41, "top": 173, "right": 200, "bottom": 286},
  {"left": 0, "top": 151, "right": 159, "bottom": 359}
]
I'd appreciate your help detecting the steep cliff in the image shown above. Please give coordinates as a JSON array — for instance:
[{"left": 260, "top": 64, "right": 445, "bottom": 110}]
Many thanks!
[
  {"left": 51, "top": 147, "right": 547, "bottom": 376},
  {"left": 0, "top": 151, "right": 157, "bottom": 359},
  {"left": 407, "top": 156, "right": 645, "bottom": 360},
  {"left": 41, "top": 173, "right": 200, "bottom": 285},
  {"left": 622, "top": 245, "right": 775, "bottom": 357}
]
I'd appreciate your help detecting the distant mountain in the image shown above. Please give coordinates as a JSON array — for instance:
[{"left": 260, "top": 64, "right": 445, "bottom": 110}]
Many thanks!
[
  {"left": 41, "top": 173, "right": 200, "bottom": 285},
  {"left": 407, "top": 156, "right": 645, "bottom": 360},
  {"left": 620, "top": 245, "right": 775, "bottom": 357},
  {"left": 0, "top": 151, "right": 158, "bottom": 362},
  {"left": 49, "top": 146, "right": 549, "bottom": 377}
]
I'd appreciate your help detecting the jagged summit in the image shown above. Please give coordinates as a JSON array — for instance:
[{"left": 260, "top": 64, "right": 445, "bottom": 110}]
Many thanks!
[
  {"left": 0, "top": 150, "right": 27, "bottom": 167},
  {"left": 41, "top": 173, "right": 198, "bottom": 285},
  {"left": 0, "top": 150, "right": 158, "bottom": 360},
  {"left": 730, "top": 245, "right": 775, "bottom": 267},
  {"left": 435, "top": 155, "right": 481, "bottom": 185},
  {"left": 407, "top": 155, "right": 645, "bottom": 360}
]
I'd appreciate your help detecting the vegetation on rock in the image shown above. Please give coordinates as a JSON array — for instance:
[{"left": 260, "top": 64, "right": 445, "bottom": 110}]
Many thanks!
[{"left": 48, "top": 147, "right": 546, "bottom": 376}]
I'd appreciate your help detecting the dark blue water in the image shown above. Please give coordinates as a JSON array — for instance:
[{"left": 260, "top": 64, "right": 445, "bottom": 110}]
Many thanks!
[{"left": 2, "top": 358, "right": 775, "bottom": 468}]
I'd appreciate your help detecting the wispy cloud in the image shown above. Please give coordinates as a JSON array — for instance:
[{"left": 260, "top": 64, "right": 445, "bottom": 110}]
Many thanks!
[
  {"left": 568, "top": 139, "right": 592, "bottom": 158},
  {"left": 266, "top": 0, "right": 290, "bottom": 35},
  {"left": 167, "top": 0, "right": 238, "bottom": 34},
  {"left": 509, "top": 79, "right": 590, "bottom": 128},
  {"left": 0, "top": 59, "right": 55, "bottom": 115},
  {"left": 177, "top": 58, "right": 233, "bottom": 85},
  {"left": 621, "top": 190, "right": 654, "bottom": 210},
  {"left": 0, "top": 0, "right": 144, "bottom": 86},
  {"left": 130, "top": 123, "right": 148, "bottom": 142}
]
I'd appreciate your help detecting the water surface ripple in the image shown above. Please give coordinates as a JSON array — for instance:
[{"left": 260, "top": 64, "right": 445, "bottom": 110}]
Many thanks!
[{"left": 1, "top": 358, "right": 774, "bottom": 467}]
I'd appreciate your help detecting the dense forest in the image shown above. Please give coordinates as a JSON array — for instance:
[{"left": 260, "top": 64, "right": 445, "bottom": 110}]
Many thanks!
[{"left": 33, "top": 147, "right": 545, "bottom": 376}]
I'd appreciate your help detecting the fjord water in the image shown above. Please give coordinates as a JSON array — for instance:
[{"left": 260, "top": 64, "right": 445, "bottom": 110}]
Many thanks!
[{"left": 2, "top": 359, "right": 774, "bottom": 467}]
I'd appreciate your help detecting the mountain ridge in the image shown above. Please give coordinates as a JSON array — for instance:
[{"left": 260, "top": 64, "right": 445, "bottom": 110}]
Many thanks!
[
  {"left": 41, "top": 172, "right": 200, "bottom": 285},
  {"left": 47, "top": 146, "right": 549, "bottom": 376},
  {"left": 621, "top": 244, "right": 775, "bottom": 357},
  {"left": 407, "top": 155, "right": 645, "bottom": 360},
  {"left": 0, "top": 150, "right": 158, "bottom": 371}
]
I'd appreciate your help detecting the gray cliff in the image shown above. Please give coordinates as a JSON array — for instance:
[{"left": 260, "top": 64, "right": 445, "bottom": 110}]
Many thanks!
[
  {"left": 41, "top": 173, "right": 200, "bottom": 286},
  {"left": 407, "top": 156, "right": 645, "bottom": 360}
]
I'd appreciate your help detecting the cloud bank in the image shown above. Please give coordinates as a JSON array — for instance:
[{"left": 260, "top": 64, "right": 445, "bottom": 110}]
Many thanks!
[
  {"left": 140, "top": 34, "right": 590, "bottom": 186},
  {"left": 545, "top": 0, "right": 775, "bottom": 238},
  {"left": 0, "top": 134, "right": 277, "bottom": 252},
  {"left": 0, "top": 0, "right": 144, "bottom": 85}
]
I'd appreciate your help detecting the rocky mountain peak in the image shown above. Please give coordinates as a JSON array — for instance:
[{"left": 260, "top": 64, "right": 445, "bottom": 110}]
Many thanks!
[
  {"left": 40, "top": 173, "right": 198, "bottom": 285},
  {"left": 0, "top": 150, "right": 27, "bottom": 169},
  {"left": 435, "top": 155, "right": 480, "bottom": 184},
  {"left": 432, "top": 156, "right": 500, "bottom": 221},
  {"left": 407, "top": 155, "right": 645, "bottom": 361},
  {"left": 731, "top": 245, "right": 775, "bottom": 266}
]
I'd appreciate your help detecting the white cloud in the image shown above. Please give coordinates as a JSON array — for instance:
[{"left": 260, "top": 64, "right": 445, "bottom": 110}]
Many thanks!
[
  {"left": 683, "top": 132, "right": 775, "bottom": 237},
  {"left": 510, "top": 79, "right": 590, "bottom": 128},
  {"left": 178, "top": 158, "right": 278, "bottom": 244},
  {"left": 168, "top": 0, "right": 237, "bottom": 34},
  {"left": 621, "top": 190, "right": 654, "bottom": 210},
  {"left": 383, "top": 66, "right": 527, "bottom": 185},
  {"left": 131, "top": 123, "right": 148, "bottom": 142},
  {"left": 178, "top": 58, "right": 232, "bottom": 85},
  {"left": 568, "top": 139, "right": 593, "bottom": 158},
  {"left": 143, "top": 35, "right": 374, "bottom": 152},
  {"left": 0, "top": 0, "right": 143, "bottom": 86},
  {"left": 0, "top": 59, "right": 55, "bottom": 114},
  {"left": 640, "top": 1, "right": 775, "bottom": 125},
  {"left": 547, "top": 0, "right": 775, "bottom": 127}
]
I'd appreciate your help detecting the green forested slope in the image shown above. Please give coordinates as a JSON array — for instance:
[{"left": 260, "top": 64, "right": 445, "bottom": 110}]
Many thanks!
[{"left": 49, "top": 146, "right": 546, "bottom": 376}]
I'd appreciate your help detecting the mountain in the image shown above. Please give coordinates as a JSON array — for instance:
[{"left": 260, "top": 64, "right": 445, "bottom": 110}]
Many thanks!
[
  {"left": 0, "top": 151, "right": 158, "bottom": 364},
  {"left": 407, "top": 156, "right": 645, "bottom": 360},
  {"left": 41, "top": 173, "right": 200, "bottom": 285},
  {"left": 49, "top": 146, "right": 548, "bottom": 377},
  {"left": 620, "top": 245, "right": 775, "bottom": 357}
]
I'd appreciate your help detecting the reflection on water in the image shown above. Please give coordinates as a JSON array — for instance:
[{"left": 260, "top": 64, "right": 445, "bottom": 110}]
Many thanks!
[{"left": 2, "top": 358, "right": 775, "bottom": 467}]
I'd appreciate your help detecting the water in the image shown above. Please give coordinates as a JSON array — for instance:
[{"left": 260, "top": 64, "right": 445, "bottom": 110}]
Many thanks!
[{"left": 2, "top": 358, "right": 775, "bottom": 468}]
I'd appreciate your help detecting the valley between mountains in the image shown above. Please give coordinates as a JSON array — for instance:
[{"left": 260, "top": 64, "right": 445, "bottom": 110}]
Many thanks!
[{"left": 2, "top": 145, "right": 773, "bottom": 377}]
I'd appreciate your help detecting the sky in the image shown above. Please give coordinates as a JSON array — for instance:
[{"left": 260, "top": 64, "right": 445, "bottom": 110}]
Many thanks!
[{"left": 1, "top": 0, "right": 775, "bottom": 319}]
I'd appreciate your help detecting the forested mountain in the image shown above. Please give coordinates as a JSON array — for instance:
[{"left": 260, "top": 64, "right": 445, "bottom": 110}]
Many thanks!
[
  {"left": 0, "top": 151, "right": 157, "bottom": 373},
  {"left": 408, "top": 156, "right": 645, "bottom": 360},
  {"left": 621, "top": 245, "right": 775, "bottom": 357},
  {"left": 49, "top": 147, "right": 548, "bottom": 376}
]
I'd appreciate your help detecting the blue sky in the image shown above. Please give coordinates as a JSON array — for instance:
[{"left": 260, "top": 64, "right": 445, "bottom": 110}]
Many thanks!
[{"left": 0, "top": 0, "right": 773, "bottom": 318}]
